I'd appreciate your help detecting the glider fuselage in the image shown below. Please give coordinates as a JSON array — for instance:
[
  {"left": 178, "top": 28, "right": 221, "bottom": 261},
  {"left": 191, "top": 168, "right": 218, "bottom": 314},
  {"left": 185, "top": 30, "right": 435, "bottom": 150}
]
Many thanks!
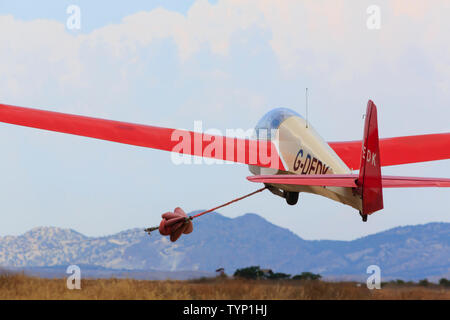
[{"left": 249, "top": 108, "right": 363, "bottom": 211}]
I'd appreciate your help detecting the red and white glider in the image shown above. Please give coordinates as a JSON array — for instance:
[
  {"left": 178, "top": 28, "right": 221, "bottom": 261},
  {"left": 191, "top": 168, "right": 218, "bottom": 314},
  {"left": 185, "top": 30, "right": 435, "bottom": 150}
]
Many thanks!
[{"left": 0, "top": 100, "right": 449, "bottom": 234}]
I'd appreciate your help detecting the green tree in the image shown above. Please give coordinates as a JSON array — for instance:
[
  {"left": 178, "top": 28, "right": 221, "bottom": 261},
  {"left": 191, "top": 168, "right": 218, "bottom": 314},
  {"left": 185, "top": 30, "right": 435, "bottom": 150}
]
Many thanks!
[
  {"left": 267, "top": 272, "right": 291, "bottom": 280},
  {"left": 418, "top": 279, "right": 429, "bottom": 286},
  {"left": 233, "top": 266, "right": 264, "bottom": 280},
  {"left": 438, "top": 278, "right": 450, "bottom": 287},
  {"left": 292, "top": 272, "right": 322, "bottom": 281}
]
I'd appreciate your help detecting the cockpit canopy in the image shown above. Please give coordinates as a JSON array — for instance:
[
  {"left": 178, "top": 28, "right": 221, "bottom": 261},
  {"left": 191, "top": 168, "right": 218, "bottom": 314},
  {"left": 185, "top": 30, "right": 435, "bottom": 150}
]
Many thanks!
[{"left": 254, "top": 108, "right": 302, "bottom": 140}]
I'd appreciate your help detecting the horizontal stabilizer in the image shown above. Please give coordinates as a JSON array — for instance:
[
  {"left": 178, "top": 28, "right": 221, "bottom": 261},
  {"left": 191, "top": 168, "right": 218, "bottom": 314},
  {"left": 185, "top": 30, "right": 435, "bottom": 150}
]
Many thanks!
[
  {"left": 377, "top": 176, "right": 450, "bottom": 188},
  {"left": 248, "top": 174, "right": 358, "bottom": 187},
  {"left": 247, "top": 174, "right": 450, "bottom": 188}
]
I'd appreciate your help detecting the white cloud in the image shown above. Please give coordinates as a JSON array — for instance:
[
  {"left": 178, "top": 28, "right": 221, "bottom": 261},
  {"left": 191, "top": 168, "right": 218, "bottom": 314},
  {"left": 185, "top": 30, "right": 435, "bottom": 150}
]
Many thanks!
[{"left": 1, "top": 1, "right": 449, "bottom": 97}]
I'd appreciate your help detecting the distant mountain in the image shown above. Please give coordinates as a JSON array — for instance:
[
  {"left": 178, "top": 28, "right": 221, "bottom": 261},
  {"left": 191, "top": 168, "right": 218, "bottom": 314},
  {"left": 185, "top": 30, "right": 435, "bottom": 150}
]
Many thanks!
[{"left": 0, "top": 213, "right": 448, "bottom": 281}]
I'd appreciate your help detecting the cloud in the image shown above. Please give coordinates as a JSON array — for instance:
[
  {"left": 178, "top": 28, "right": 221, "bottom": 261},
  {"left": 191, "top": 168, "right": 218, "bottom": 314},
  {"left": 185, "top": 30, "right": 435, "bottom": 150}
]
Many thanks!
[{"left": 1, "top": 0, "right": 449, "bottom": 90}]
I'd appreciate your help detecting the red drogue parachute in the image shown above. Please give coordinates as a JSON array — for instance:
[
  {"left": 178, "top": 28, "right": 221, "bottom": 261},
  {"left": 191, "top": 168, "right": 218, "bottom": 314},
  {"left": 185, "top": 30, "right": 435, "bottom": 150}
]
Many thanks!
[
  {"left": 158, "top": 207, "right": 193, "bottom": 242},
  {"left": 145, "top": 187, "right": 267, "bottom": 242}
]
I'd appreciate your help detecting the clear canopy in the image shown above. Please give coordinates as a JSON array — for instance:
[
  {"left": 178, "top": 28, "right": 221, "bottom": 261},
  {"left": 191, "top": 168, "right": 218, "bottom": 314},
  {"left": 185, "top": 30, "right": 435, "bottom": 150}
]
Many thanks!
[{"left": 254, "top": 108, "right": 302, "bottom": 140}]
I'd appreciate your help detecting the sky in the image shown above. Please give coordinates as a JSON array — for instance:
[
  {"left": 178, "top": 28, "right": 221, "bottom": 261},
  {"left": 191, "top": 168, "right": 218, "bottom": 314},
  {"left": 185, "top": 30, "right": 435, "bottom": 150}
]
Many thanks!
[{"left": 0, "top": 0, "right": 449, "bottom": 240}]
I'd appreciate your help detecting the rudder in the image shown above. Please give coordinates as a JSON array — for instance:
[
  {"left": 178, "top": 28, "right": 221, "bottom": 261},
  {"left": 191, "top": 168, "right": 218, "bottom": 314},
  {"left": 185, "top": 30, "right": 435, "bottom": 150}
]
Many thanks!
[{"left": 358, "top": 100, "right": 383, "bottom": 215}]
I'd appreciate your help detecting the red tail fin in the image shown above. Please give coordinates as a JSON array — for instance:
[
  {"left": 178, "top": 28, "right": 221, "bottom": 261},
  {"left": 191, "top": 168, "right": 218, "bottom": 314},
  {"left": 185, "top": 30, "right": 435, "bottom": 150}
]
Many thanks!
[{"left": 358, "top": 100, "right": 383, "bottom": 215}]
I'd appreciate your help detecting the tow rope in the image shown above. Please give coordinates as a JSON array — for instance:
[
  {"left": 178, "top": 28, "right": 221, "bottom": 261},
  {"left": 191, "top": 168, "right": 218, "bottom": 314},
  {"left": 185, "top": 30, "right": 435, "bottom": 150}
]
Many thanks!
[{"left": 144, "top": 187, "right": 267, "bottom": 242}]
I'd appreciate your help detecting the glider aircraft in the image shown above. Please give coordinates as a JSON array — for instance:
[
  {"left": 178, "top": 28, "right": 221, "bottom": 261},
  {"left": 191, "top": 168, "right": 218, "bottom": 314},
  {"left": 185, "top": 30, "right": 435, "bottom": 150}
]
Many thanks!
[{"left": 0, "top": 100, "right": 449, "bottom": 242}]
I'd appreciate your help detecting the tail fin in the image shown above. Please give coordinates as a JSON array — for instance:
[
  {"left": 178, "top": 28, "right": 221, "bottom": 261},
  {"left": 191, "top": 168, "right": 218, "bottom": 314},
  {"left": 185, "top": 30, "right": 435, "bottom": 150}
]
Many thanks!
[{"left": 358, "top": 100, "right": 383, "bottom": 215}]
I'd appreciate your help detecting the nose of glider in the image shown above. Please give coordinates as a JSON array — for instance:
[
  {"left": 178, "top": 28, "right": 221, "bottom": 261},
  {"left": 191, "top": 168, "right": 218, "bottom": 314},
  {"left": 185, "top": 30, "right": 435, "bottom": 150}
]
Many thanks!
[{"left": 158, "top": 207, "right": 193, "bottom": 242}]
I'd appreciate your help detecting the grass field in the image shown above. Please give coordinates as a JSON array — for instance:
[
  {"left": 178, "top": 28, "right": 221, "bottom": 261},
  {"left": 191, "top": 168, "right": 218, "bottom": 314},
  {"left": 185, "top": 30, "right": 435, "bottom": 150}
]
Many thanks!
[{"left": 0, "top": 273, "right": 449, "bottom": 300}]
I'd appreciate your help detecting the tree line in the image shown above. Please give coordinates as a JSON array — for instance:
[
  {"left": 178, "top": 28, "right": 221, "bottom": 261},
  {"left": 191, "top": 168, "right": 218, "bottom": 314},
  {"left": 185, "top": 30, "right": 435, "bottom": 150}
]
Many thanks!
[
  {"left": 231, "top": 266, "right": 450, "bottom": 286},
  {"left": 233, "top": 266, "right": 321, "bottom": 281}
]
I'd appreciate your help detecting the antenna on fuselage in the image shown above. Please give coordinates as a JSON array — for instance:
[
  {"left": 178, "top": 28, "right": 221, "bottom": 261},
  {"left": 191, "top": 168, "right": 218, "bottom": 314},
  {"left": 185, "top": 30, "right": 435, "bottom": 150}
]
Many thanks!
[{"left": 305, "top": 87, "right": 309, "bottom": 128}]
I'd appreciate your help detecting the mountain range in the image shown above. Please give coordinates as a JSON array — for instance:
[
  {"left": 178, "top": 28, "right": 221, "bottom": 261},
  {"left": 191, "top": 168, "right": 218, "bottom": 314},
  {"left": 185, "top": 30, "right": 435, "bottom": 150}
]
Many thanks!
[{"left": 0, "top": 212, "right": 448, "bottom": 281}]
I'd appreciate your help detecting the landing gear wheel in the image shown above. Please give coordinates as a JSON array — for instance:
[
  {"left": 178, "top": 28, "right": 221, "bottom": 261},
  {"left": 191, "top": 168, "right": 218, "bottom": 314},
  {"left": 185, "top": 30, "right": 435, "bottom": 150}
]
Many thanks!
[
  {"left": 359, "top": 211, "right": 368, "bottom": 222},
  {"left": 284, "top": 191, "right": 299, "bottom": 205}
]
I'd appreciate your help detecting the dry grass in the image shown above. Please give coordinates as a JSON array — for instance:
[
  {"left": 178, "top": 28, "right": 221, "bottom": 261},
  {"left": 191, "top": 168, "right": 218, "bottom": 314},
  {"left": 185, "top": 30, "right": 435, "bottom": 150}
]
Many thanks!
[{"left": 0, "top": 273, "right": 448, "bottom": 300}]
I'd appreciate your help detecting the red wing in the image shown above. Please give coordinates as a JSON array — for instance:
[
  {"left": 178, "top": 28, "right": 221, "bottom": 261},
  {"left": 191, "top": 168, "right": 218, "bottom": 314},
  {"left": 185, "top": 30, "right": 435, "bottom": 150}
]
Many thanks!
[
  {"left": 2, "top": 103, "right": 449, "bottom": 171},
  {"left": 329, "top": 133, "right": 450, "bottom": 169},
  {"left": 0, "top": 103, "right": 285, "bottom": 170},
  {"left": 247, "top": 174, "right": 450, "bottom": 188}
]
